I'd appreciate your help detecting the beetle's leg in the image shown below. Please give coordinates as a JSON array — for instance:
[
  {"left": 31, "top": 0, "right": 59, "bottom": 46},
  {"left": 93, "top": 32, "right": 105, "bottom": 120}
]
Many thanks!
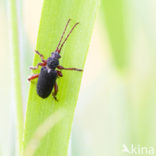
[
  {"left": 34, "top": 50, "right": 47, "bottom": 63},
  {"left": 56, "top": 70, "right": 63, "bottom": 77},
  {"left": 52, "top": 82, "right": 58, "bottom": 101},
  {"left": 29, "top": 62, "right": 47, "bottom": 70},
  {"left": 28, "top": 74, "right": 39, "bottom": 81},
  {"left": 57, "top": 65, "right": 83, "bottom": 71}
]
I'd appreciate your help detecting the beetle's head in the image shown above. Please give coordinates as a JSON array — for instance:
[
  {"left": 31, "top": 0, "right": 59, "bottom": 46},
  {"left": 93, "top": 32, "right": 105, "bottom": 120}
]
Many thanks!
[{"left": 51, "top": 51, "right": 61, "bottom": 59}]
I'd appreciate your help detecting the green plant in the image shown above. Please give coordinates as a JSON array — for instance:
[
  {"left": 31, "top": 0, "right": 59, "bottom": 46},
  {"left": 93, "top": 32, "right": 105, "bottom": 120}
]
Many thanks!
[
  {"left": 8, "top": 0, "right": 24, "bottom": 154},
  {"left": 101, "top": 0, "right": 128, "bottom": 71},
  {"left": 22, "top": 0, "right": 99, "bottom": 156}
]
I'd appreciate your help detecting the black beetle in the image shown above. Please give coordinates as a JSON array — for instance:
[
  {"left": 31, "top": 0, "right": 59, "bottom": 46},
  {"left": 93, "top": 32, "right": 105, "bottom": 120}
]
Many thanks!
[{"left": 28, "top": 19, "right": 82, "bottom": 100}]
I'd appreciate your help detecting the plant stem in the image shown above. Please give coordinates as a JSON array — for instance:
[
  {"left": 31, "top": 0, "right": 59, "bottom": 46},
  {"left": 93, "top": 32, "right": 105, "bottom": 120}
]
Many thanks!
[
  {"left": 8, "top": 0, "right": 24, "bottom": 154},
  {"left": 23, "top": 0, "right": 99, "bottom": 155}
]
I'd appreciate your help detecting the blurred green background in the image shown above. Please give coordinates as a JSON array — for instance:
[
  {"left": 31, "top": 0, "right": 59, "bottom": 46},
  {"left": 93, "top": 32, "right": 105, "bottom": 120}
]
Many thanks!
[{"left": 1, "top": 0, "right": 156, "bottom": 155}]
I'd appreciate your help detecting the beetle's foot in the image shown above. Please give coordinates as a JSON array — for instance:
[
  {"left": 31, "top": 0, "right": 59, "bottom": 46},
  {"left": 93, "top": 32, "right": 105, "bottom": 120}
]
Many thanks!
[
  {"left": 52, "top": 94, "right": 58, "bottom": 102},
  {"left": 28, "top": 74, "right": 39, "bottom": 81},
  {"left": 29, "top": 66, "right": 37, "bottom": 70}
]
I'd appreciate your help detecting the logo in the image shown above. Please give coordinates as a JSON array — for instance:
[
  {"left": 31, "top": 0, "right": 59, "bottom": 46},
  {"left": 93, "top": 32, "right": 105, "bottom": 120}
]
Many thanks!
[{"left": 122, "top": 144, "right": 155, "bottom": 155}]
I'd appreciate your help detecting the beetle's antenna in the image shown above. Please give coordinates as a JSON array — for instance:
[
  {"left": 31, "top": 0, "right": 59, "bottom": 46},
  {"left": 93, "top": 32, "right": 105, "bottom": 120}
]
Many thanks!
[
  {"left": 56, "top": 19, "right": 71, "bottom": 52},
  {"left": 59, "top": 22, "right": 79, "bottom": 53}
]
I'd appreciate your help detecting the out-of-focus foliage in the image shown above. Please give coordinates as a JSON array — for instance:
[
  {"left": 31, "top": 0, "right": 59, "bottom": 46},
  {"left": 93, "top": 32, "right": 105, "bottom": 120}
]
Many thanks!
[
  {"left": 8, "top": 0, "right": 24, "bottom": 154},
  {"left": 101, "top": 0, "right": 128, "bottom": 71}
]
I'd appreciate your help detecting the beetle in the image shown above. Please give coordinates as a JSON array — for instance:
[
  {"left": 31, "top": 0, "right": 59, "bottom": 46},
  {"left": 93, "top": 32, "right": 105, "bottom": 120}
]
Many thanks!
[{"left": 28, "top": 19, "right": 82, "bottom": 100}]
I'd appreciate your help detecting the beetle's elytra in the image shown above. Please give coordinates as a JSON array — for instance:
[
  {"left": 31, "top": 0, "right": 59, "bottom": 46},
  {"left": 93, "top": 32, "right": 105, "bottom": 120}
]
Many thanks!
[{"left": 28, "top": 19, "right": 83, "bottom": 101}]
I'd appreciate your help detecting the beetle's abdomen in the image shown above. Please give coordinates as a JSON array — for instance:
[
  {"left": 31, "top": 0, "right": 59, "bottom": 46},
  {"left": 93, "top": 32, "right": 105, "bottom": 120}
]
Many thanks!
[{"left": 37, "top": 67, "right": 57, "bottom": 98}]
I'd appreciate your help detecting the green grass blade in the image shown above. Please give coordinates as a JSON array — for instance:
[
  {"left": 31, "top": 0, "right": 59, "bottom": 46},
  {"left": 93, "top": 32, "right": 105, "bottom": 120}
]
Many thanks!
[
  {"left": 101, "top": 0, "right": 127, "bottom": 71},
  {"left": 23, "top": 0, "right": 98, "bottom": 156},
  {"left": 24, "top": 109, "right": 65, "bottom": 156},
  {"left": 8, "top": 0, "right": 24, "bottom": 154}
]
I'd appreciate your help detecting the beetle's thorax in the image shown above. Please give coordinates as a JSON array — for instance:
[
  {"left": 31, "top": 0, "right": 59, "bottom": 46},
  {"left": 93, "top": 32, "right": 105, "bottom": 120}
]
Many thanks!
[{"left": 47, "top": 51, "right": 61, "bottom": 70}]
